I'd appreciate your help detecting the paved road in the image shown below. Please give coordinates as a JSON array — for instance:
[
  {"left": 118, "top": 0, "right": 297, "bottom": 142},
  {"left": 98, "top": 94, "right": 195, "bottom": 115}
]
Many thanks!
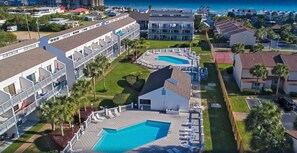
[{"left": 262, "top": 40, "right": 297, "bottom": 51}]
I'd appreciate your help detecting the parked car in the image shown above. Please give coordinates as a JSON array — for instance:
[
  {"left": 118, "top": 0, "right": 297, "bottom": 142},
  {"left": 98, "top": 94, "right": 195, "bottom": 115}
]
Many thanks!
[{"left": 277, "top": 96, "right": 295, "bottom": 111}]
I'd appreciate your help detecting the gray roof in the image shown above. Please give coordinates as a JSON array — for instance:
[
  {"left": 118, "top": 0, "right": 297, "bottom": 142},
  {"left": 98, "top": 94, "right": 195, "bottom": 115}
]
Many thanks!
[
  {"left": 0, "top": 48, "right": 55, "bottom": 82},
  {"left": 0, "top": 39, "right": 38, "bottom": 54},
  {"left": 46, "top": 20, "right": 102, "bottom": 39},
  {"left": 149, "top": 16, "right": 194, "bottom": 22},
  {"left": 150, "top": 10, "right": 194, "bottom": 15},
  {"left": 104, "top": 13, "right": 129, "bottom": 22},
  {"left": 140, "top": 66, "right": 191, "bottom": 100},
  {"left": 51, "top": 26, "right": 112, "bottom": 52},
  {"left": 106, "top": 17, "right": 135, "bottom": 30},
  {"left": 129, "top": 12, "right": 149, "bottom": 21}
]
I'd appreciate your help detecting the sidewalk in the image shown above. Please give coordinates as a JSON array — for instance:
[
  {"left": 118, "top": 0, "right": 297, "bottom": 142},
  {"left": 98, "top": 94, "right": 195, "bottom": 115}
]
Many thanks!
[{"left": 15, "top": 124, "right": 51, "bottom": 153}]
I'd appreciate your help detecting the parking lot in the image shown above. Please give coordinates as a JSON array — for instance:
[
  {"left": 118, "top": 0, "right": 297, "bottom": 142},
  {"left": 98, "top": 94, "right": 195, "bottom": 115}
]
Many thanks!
[{"left": 246, "top": 97, "right": 297, "bottom": 130}]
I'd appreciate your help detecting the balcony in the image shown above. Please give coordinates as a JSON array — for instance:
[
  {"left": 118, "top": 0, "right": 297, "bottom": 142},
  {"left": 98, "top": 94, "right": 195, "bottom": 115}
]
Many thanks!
[
  {"left": 0, "top": 66, "right": 66, "bottom": 115},
  {"left": 15, "top": 101, "right": 37, "bottom": 117},
  {"left": 73, "top": 36, "right": 117, "bottom": 68},
  {"left": 119, "top": 24, "right": 140, "bottom": 40},
  {"left": 0, "top": 117, "right": 16, "bottom": 135}
]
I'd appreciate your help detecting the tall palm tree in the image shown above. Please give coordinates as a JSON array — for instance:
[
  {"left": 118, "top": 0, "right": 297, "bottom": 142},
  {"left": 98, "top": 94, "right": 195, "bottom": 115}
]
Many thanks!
[
  {"left": 95, "top": 56, "right": 110, "bottom": 90},
  {"left": 255, "top": 26, "right": 268, "bottom": 42},
  {"left": 272, "top": 64, "right": 289, "bottom": 96},
  {"left": 68, "top": 91, "right": 83, "bottom": 123},
  {"left": 267, "top": 28, "right": 280, "bottom": 50},
  {"left": 55, "top": 97, "right": 67, "bottom": 136},
  {"left": 249, "top": 64, "right": 268, "bottom": 92},
  {"left": 231, "top": 43, "right": 245, "bottom": 54},
  {"left": 73, "top": 79, "right": 91, "bottom": 111},
  {"left": 84, "top": 62, "right": 100, "bottom": 101},
  {"left": 131, "top": 39, "right": 140, "bottom": 58},
  {"left": 39, "top": 98, "right": 58, "bottom": 131},
  {"left": 64, "top": 98, "right": 77, "bottom": 129}
]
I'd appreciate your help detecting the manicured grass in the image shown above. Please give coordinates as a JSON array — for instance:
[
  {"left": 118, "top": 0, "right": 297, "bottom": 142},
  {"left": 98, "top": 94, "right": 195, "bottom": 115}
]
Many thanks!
[
  {"left": 201, "top": 63, "right": 237, "bottom": 153},
  {"left": 95, "top": 62, "right": 151, "bottom": 97},
  {"left": 218, "top": 64, "right": 250, "bottom": 113},
  {"left": 145, "top": 40, "right": 191, "bottom": 49},
  {"left": 2, "top": 122, "right": 46, "bottom": 153},
  {"left": 236, "top": 121, "right": 252, "bottom": 151}
]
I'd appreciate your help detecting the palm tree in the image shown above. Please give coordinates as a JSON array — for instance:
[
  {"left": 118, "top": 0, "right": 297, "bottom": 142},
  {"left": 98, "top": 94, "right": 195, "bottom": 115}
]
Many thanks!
[
  {"left": 267, "top": 28, "right": 280, "bottom": 50},
  {"left": 249, "top": 64, "right": 268, "bottom": 92},
  {"left": 84, "top": 62, "right": 100, "bottom": 101},
  {"left": 68, "top": 91, "right": 83, "bottom": 123},
  {"left": 255, "top": 26, "right": 268, "bottom": 42},
  {"left": 64, "top": 98, "right": 77, "bottom": 129},
  {"left": 231, "top": 43, "right": 245, "bottom": 54},
  {"left": 39, "top": 98, "right": 58, "bottom": 131},
  {"left": 122, "top": 38, "right": 131, "bottom": 59},
  {"left": 55, "top": 97, "right": 67, "bottom": 136},
  {"left": 148, "top": 5, "right": 152, "bottom": 11},
  {"left": 272, "top": 64, "right": 289, "bottom": 96},
  {"left": 131, "top": 39, "right": 140, "bottom": 58},
  {"left": 73, "top": 79, "right": 91, "bottom": 111},
  {"left": 95, "top": 56, "right": 110, "bottom": 90},
  {"left": 250, "top": 43, "right": 264, "bottom": 52}
]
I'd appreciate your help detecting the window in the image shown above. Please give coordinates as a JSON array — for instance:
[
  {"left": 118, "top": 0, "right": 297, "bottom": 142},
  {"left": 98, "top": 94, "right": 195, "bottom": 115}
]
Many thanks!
[
  {"left": 140, "top": 99, "right": 151, "bottom": 105},
  {"left": 4, "top": 83, "right": 16, "bottom": 95},
  {"left": 46, "top": 65, "right": 52, "bottom": 72},
  {"left": 26, "top": 73, "right": 36, "bottom": 83},
  {"left": 252, "top": 83, "right": 260, "bottom": 89}
]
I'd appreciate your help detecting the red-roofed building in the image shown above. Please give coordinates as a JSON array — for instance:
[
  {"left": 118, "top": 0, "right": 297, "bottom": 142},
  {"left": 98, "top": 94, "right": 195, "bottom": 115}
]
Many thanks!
[
  {"left": 214, "top": 19, "right": 256, "bottom": 47},
  {"left": 69, "top": 8, "right": 90, "bottom": 15},
  {"left": 233, "top": 52, "right": 297, "bottom": 94}
]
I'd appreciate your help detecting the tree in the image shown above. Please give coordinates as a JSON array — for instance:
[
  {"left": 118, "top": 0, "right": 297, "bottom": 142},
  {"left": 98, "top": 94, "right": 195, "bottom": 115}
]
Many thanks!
[
  {"left": 245, "top": 100, "right": 292, "bottom": 152},
  {"left": 121, "top": 38, "right": 131, "bottom": 59},
  {"left": 84, "top": 62, "right": 100, "bottom": 101},
  {"left": 213, "top": 34, "right": 227, "bottom": 43},
  {"left": 95, "top": 56, "right": 110, "bottom": 91},
  {"left": 255, "top": 26, "right": 268, "bottom": 42},
  {"left": 249, "top": 64, "right": 267, "bottom": 92},
  {"left": 68, "top": 91, "right": 83, "bottom": 123},
  {"left": 64, "top": 98, "right": 78, "bottom": 128},
  {"left": 227, "top": 12, "right": 235, "bottom": 18},
  {"left": 266, "top": 28, "right": 279, "bottom": 49},
  {"left": 73, "top": 80, "right": 91, "bottom": 111},
  {"left": 231, "top": 43, "right": 245, "bottom": 54},
  {"left": 272, "top": 64, "right": 289, "bottom": 96},
  {"left": 39, "top": 98, "right": 58, "bottom": 131},
  {"left": 250, "top": 43, "right": 264, "bottom": 52},
  {"left": 125, "top": 75, "right": 137, "bottom": 86},
  {"left": 0, "top": 31, "right": 17, "bottom": 47},
  {"left": 113, "top": 93, "right": 129, "bottom": 106},
  {"left": 148, "top": 5, "right": 152, "bottom": 11},
  {"left": 55, "top": 97, "right": 67, "bottom": 136}
]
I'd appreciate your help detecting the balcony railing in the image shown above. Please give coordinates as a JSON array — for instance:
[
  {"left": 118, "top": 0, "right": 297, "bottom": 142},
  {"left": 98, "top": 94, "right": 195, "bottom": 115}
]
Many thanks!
[
  {"left": 120, "top": 24, "right": 140, "bottom": 40},
  {"left": 73, "top": 40, "right": 117, "bottom": 68},
  {"left": 0, "top": 117, "right": 16, "bottom": 135},
  {"left": 0, "top": 68, "right": 66, "bottom": 115},
  {"left": 15, "top": 101, "right": 37, "bottom": 116}
]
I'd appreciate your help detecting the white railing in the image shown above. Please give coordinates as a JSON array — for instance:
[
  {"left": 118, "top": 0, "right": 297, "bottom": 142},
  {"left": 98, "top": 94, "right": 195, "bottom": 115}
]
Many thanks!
[
  {"left": 73, "top": 40, "right": 117, "bottom": 68},
  {"left": 15, "top": 101, "right": 37, "bottom": 116},
  {"left": 120, "top": 24, "right": 140, "bottom": 40},
  {"left": 0, "top": 68, "right": 66, "bottom": 115},
  {"left": 0, "top": 117, "right": 16, "bottom": 135}
]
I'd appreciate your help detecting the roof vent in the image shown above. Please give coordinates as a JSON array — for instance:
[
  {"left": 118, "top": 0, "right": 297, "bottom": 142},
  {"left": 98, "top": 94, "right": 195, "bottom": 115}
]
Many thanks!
[{"left": 167, "top": 78, "right": 178, "bottom": 86}]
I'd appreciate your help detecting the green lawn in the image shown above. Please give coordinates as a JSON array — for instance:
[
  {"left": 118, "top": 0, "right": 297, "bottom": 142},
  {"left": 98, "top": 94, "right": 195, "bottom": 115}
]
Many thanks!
[
  {"left": 202, "top": 63, "right": 237, "bottom": 153},
  {"left": 2, "top": 122, "right": 46, "bottom": 153},
  {"left": 236, "top": 121, "right": 252, "bottom": 151},
  {"left": 95, "top": 62, "right": 151, "bottom": 98}
]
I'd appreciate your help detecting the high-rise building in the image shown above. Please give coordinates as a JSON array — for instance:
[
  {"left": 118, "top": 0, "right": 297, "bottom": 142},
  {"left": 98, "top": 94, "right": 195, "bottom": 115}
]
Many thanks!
[{"left": 63, "top": 0, "right": 103, "bottom": 10}]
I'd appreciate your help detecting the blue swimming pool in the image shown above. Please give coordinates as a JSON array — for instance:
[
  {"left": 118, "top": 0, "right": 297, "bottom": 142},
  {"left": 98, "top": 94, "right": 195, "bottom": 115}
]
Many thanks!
[
  {"left": 93, "top": 120, "right": 171, "bottom": 153},
  {"left": 157, "top": 56, "right": 189, "bottom": 64}
]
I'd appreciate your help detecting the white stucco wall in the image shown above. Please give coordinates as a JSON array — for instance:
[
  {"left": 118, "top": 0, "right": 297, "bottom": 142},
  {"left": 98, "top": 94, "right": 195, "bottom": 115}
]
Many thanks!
[
  {"left": 233, "top": 54, "right": 242, "bottom": 90},
  {"left": 229, "top": 31, "right": 256, "bottom": 46},
  {"left": 138, "top": 87, "right": 189, "bottom": 111},
  {"left": 288, "top": 72, "right": 297, "bottom": 81}
]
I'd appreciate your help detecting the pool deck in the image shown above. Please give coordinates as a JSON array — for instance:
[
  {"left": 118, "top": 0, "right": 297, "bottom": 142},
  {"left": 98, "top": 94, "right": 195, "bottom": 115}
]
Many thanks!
[
  {"left": 138, "top": 49, "right": 199, "bottom": 69},
  {"left": 72, "top": 110, "right": 200, "bottom": 153}
]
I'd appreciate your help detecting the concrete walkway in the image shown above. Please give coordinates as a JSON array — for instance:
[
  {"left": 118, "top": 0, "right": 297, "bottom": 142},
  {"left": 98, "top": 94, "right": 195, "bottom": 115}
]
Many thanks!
[{"left": 15, "top": 124, "right": 51, "bottom": 153}]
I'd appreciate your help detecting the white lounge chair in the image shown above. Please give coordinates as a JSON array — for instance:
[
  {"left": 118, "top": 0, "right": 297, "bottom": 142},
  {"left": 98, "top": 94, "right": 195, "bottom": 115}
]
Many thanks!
[
  {"left": 108, "top": 110, "right": 115, "bottom": 118},
  {"left": 92, "top": 116, "right": 102, "bottom": 122},
  {"left": 180, "top": 128, "right": 192, "bottom": 132},
  {"left": 96, "top": 114, "right": 106, "bottom": 120},
  {"left": 113, "top": 109, "right": 120, "bottom": 117}
]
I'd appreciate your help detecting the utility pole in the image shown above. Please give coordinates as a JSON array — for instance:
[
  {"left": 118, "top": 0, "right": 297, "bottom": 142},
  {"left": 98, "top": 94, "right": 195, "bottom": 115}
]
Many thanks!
[
  {"left": 25, "top": 14, "right": 32, "bottom": 39},
  {"left": 36, "top": 17, "right": 41, "bottom": 39}
]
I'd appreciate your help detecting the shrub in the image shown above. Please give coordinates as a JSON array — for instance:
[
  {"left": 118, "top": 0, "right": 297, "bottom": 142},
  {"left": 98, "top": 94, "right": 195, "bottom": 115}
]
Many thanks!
[
  {"left": 133, "top": 80, "right": 145, "bottom": 91},
  {"left": 125, "top": 75, "right": 137, "bottom": 86},
  {"left": 226, "top": 67, "right": 233, "bottom": 74},
  {"left": 290, "top": 92, "right": 297, "bottom": 97},
  {"left": 113, "top": 93, "right": 129, "bottom": 106},
  {"left": 263, "top": 88, "right": 273, "bottom": 95}
]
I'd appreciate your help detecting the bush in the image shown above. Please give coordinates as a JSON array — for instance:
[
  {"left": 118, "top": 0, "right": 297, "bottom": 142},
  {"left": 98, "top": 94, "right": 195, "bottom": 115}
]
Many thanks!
[
  {"left": 263, "top": 88, "right": 273, "bottom": 95},
  {"left": 133, "top": 80, "right": 145, "bottom": 91},
  {"left": 226, "top": 67, "right": 233, "bottom": 74},
  {"left": 171, "top": 43, "right": 190, "bottom": 48},
  {"left": 113, "top": 93, "right": 129, "bottom": 106},
  {"left": 290, "top": 92, "right": 297, "bottom": 97},
  {"left": 125, "top": 75, "right": 137, "bottom": 86}
]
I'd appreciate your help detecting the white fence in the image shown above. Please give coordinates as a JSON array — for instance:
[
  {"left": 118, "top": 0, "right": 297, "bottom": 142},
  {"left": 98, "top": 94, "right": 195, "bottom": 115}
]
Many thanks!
[{"left": 60, "top": 103, "right": 133, "bottom": 153}]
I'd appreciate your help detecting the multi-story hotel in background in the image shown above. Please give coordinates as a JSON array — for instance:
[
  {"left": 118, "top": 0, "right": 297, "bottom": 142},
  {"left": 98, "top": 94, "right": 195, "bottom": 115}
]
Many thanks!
[
  {"left": 148, "top": 10, "right": 195, "bottom": 41},
  {"left": 0, "top": 13, "right": 139, "bottom": 140}
]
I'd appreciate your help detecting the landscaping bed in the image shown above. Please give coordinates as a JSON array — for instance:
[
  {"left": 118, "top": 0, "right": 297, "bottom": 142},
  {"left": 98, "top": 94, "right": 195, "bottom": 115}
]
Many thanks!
[{"left": 50, "top": 126, "right": 80, "bottom": 149}]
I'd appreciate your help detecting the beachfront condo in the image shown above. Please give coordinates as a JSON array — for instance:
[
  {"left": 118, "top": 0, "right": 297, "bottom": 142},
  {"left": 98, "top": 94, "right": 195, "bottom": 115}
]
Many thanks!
[
  {"left": 0, "top": 39, "right": 69, "bottom": 140},
  {"left": 148, "top": 10, "right": 195, "bottom": 41},
  {"left": 40, "top": 13, "right": 140, "bottom": 88}
]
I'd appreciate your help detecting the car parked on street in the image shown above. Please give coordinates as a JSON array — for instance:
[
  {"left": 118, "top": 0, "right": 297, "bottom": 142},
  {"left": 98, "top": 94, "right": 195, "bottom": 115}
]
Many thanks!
[{"left": 277, "top": 96, "right": 295, "bottom": 111}]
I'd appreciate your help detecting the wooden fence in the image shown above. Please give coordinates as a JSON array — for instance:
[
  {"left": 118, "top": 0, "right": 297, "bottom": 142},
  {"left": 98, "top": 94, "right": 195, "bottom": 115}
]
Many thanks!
[{"left": 206, "top": 31, "right": 245, "bottom": 153}]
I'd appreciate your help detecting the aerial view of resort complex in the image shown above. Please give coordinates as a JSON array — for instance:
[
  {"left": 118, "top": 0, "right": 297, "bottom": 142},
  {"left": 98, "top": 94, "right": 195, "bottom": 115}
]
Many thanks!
[{"left": 0, "top": 0, "right": 297, "bottom": 153}]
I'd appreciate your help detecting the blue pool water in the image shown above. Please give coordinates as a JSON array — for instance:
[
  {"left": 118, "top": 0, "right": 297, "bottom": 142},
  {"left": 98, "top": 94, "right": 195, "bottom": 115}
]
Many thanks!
[
  {"left": 93, "top": 120, "right": 171, "bottom": 153},
  {"left": 157, "top": 56, "right": 189, "bottom": 64}
]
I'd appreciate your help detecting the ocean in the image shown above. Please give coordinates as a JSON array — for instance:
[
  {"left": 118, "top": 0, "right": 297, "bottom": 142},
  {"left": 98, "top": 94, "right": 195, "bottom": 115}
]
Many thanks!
[{"left": 105, "top": 0, "right": 297, "bottom": 13}]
